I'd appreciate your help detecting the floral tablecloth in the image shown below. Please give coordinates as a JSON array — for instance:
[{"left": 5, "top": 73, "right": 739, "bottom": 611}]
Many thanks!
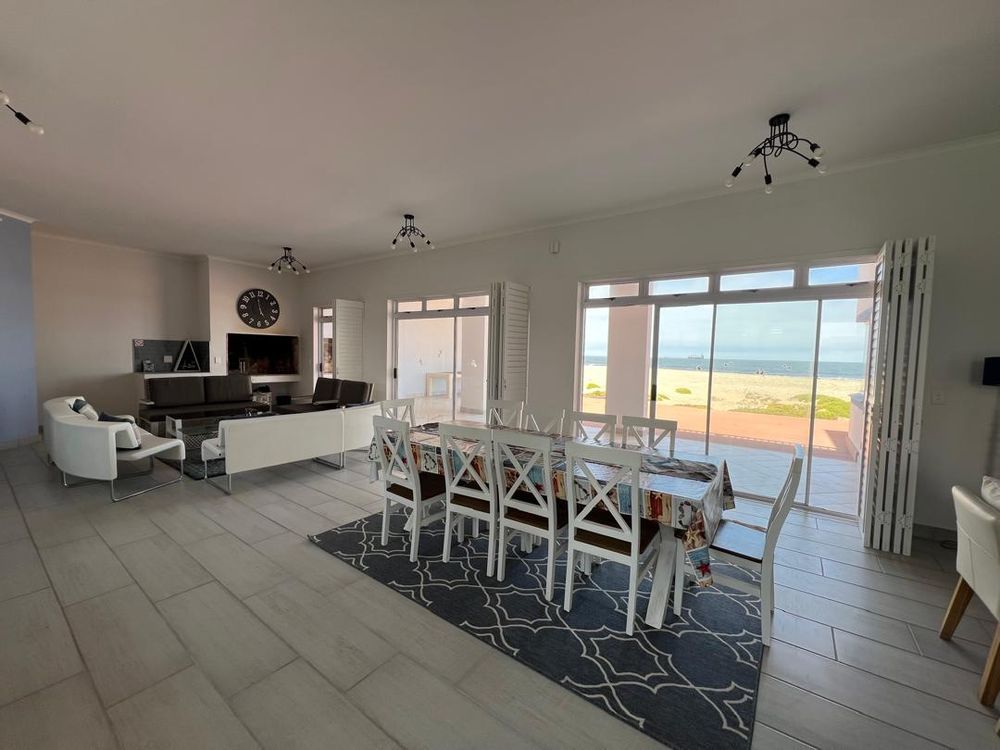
[{"left": 369, "top": 423, "right": 735, "bottom": 586}]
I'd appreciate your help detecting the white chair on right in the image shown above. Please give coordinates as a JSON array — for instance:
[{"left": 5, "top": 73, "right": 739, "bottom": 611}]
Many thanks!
[
  {"left": 620, "top": 416, "right": 678, "bottom": 453},
  {"left": 522, "top": 408, "right": 564, "bottom": 435},
  {"left": 381, "top": 399, "right": 415, "bottom": 424},
  {"left": 564, "top": 410, "right": 617, "bottom": 446},
  {"left": 700, "top": 445, "right": 804, "bottom": 646},
  {"left": 487, "top": 399, "right": 523, "bottom": 429}
]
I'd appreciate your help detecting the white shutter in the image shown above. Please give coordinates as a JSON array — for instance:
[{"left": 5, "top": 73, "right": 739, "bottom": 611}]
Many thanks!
[
  {"left": 861, "top": 238, "right": 934, "bottom": 554},
  {"left": 488, "top": 282, "right": 530, "bottom": 402},
  {"left": 333, "top": 299, "right": 364, "bottom": 380}
]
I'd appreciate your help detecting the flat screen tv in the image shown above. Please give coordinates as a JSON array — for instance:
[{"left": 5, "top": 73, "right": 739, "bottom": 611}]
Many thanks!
[{"left": 227, "top": 333, "right": 299, "bottom": 375}]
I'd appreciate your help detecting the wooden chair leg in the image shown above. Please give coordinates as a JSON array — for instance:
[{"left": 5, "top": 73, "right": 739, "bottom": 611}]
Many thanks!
[
  {"left": 940, "top": 577, "right": 974, "bottom": 640},
  {"left": 980, "top": 623, "right": 1000, "bottom": 706}
]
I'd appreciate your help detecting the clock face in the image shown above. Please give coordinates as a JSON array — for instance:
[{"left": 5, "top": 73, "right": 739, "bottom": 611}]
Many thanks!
[{"left": 237, "top": 289, "right": 280, "bottom": 329}]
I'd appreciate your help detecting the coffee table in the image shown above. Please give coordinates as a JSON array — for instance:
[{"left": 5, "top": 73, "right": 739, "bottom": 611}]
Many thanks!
[{"left": 165, "top": 407, "right": 272, "bottom": 455}]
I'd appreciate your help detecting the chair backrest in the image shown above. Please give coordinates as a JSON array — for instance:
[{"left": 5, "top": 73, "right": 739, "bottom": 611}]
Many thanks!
[
  {"left": 522, "top": 408, "right": 563, "bottom": 435},
  {"left": 492, "top": 429, "right": 557, "bottom": 528},
  {"left": 564, "top": 442, "right": 642, "bottom": 556},
  {"left": 620, "top": 416, "right": 678, "bottom": 453},
  {"left": 487, "top": 399, "right": 523, "bottom": 429},
  {"left": 565, "top": 410, "right": 617, "bottom": 446},
  {"left": 953, "top": 485, "right": 1000, "bottom": 617},
  {"left": 440, "top": 423, "right": 496, "bottom": 510},
  {"left": 761, "top": 445, "right": 805, "bottom": 562},
  {"left": 372, "top": 415, "right": 419, "bottom": 497},
  {"left": 381, "top": 398, "right": 415, "bottom": 424}
]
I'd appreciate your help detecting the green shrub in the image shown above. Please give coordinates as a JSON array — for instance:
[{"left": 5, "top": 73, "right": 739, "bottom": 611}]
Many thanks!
[{"left": 674, "top": 387, "right": 692, "bottom": 395}]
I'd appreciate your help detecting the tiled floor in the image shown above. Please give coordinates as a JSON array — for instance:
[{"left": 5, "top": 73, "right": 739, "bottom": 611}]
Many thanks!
[{"left": 0, "top": 442, "right": 996, "bottom": 748}]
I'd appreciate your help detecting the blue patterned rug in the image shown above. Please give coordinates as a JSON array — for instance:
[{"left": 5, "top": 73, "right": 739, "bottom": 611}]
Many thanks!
[{"left": 310, "top": 512, "right": 763, "bottom": 749}]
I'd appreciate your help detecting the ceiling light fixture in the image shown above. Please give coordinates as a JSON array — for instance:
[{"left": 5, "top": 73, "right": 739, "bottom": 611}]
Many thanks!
[
  {"left": 724, "top": 113, "right": 824, "bottom": 194},
  {"left": 0, "top": 90, "right": 44, "bottom": 135},
  {"left": 390, "top": 214, "right": 434, "bottom": 252},
  {"left": 266, "top": 246, "right": 309, "bottom": 275}
]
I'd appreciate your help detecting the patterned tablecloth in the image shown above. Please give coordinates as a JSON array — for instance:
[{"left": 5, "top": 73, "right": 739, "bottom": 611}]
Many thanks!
[{"left": 370, "top": 423, "right": 735, "bottom": 586}]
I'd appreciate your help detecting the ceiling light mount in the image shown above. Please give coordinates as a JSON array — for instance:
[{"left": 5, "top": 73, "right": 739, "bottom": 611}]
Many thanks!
[
  {"left": 391, "top": 213, "right": 434, "bottom": 252},
  {"left": 724, "top": 113, "right": 824, "bottom": 193},
  {"left": 266, "top": 246, "right": 309, "bottom": 275},
  {"left": 0, "top": 89, "right": 44, "bottom": 135}
]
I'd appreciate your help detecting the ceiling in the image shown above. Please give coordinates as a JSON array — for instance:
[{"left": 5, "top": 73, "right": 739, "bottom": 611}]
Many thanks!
[{"left": 1, "top": 0, "right": 998, "bottom": 266}]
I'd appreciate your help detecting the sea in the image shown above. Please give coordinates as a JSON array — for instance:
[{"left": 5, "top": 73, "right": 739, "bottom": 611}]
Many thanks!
[{"left": 584, "top": 355, "right": 865, "bottom": 379}]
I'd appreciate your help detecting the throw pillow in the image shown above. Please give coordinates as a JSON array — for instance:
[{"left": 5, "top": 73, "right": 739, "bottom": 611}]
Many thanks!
[
  {"left": 982, "top": 476, "right": 1000, "bottom": 513},
  {"left": 72, "top": 399, "right": 99, "bottom": 420},
  {"left": 99, "top": 413, "right": 143, "bottom": 450}
]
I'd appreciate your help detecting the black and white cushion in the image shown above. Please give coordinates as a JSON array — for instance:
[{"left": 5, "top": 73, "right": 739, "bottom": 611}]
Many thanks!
[
  {"left": 71, "top": 398, "right": 99, "bottom": 420},
  {"left": 99, "top": 413, "right": 143, "bottom": 450}
]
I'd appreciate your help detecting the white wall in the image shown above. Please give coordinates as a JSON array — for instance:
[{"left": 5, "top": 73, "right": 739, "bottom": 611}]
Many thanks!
[
  {"left": 0, "top": 217, "right": 39, "bottom": 444},
  {"left": 303, "top": 138, "right": 1000, "bottom": 530}
]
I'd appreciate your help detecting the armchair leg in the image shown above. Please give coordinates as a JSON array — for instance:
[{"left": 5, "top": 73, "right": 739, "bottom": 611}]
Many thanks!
[
  {"left": 111, "top": 460, "right": 184, "bottom": 502},
  {"left": 981, "top": 624, "right": 1000, "bottom": 706},
  {"left": 940, "top": 577, "right": 974, "bottom": 640},
  {"left": 314, "top": 453, "right": 345, "bottom": 470}
]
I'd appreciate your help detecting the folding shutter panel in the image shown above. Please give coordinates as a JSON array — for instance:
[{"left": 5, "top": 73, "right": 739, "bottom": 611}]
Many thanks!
[
  {"left": 487, "top": 282, "right": 530, "bottom": 402},
  {"left": 333, "top": 299, "right": 364, "bottom": 380}
]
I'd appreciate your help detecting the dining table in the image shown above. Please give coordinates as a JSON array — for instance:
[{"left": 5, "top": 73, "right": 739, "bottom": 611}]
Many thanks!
[{"left": 369, "top": 420, "right": 735, "bottom": 628}]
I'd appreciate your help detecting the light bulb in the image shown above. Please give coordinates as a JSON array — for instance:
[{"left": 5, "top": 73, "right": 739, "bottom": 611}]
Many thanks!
[
  {"left": 27, "top": 122, "right": 44, "bottom": 135},
  {"left": 304, "top": 267, "right": 311, "bottom": 274},
  {"left": 294, "top": 268, "right": 300, "bottom": 275},
  {"left": 277, "top": 266, "right": 282, "bottom": 274},
  {"left": 409, "top": 240, "right": 415, "bottom": 249},
  {"left": 817, "top": 163, "right": 828, "bottom": 175},
  {"left": 0, "top": 91, "right": 8, "bottom": 106},
  {"left": 267, "top": 264, "right": 273, "bottom": 271},
  {"left": 724, "top": 176, "right": 734, "bottom": 188},
  {"left": 428, "top": 243, "right": 434, "bottom": 250},
  {"left": 742, "top": 152, "right": 757, "bottom": 168},
  {"left": 811, "top": 143, "right": 825, "bottom": 157},
  {"left": 764, "top": 184, "right": 774, "bottom": 194}
]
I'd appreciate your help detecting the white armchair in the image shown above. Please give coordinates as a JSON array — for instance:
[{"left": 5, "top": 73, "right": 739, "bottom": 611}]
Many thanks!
[{"left": 940, "top": 485, "right": 1000, "bottom": 705}]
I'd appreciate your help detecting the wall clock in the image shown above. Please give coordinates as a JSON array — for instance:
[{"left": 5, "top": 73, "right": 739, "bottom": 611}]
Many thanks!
[{"left": 237, "top": 288, "right": 280, "bottom": 329}]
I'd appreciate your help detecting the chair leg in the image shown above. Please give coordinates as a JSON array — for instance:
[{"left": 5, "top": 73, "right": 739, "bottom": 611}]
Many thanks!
[
  {"left": 626, "top": 562, "right": 639, "bottom": 636},
  {"left": 520, "top": 532, "right": 531, "bottom": 553},
  {"left": 582, "top": 553, "right": 593, "bottom": 577},
  {"left": 381, "top": 498, "right": 391, "bottom": 545},
  {"left": 563, "top": 547, "right": 576, "bottom": 611},
  {"left": 442, "top": 509, "right": 454, "bottom": 563},
  {"left": 409, "top": 502, "right": 422, "bottom": 563},
  {"left": 544, "top": 536, "right": 556, "bottom": 601},
  {"left": 981, "top": 623, "right": 1000, "bottom": 706},
  {"left": 457, "top": 516, "right": 464, "bottom": 545},
  {"left": 497, "top": 524, "right": 509, "bottom": 581},
  {"left": 486, "top": 519, "right": 497, "bottom": 578},
  {"left": 940, "top": 577, "right": 974, "bottom": 640},
  {"left": 672, "top": 541, "right": 685, "bottom": 617},
  {"left": 761, "top": 565, "right": 774, "bottom": 646},
  {"left": 473, "top": 518, "right": 480, "bottom": 538}
]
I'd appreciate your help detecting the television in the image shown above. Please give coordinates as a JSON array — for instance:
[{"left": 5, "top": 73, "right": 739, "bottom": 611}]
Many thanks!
[{"left": 227, "top": 333, "right": 299, "bottom": 375}]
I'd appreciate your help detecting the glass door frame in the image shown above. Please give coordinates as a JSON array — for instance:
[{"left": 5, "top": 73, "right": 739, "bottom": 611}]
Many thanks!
[
  {"left": 578, "top": 258, "right": 876, "bottom": 515},
  {"left": 390, "top": 293, "right": 490, "bottom": 423}
]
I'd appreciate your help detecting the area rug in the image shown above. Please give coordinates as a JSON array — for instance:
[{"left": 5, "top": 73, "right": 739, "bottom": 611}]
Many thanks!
[
  {"left": 310, "top": 512, "right": 763, "bottom": 749},
  {"left": 157, "top": 456, "right": 225, "bottom": 480}
]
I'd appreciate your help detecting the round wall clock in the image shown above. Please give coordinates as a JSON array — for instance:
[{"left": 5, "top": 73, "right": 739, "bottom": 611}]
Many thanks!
[{"left": 237, "top": 288, "right": 280, "bottom": 329}]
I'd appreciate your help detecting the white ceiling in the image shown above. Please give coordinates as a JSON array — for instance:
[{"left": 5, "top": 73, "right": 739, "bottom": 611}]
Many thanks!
[{"left": 1, "top": 0, "right": 998, "bottom": 266}]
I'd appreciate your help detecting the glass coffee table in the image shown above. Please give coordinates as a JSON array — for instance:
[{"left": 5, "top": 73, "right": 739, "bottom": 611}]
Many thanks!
[{"left": 165, "top": 406, "right": 273, "bottom": 456}]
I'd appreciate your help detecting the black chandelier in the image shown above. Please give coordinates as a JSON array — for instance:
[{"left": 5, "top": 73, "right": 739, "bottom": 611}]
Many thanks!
[
  {"left": 266, "top": 246, "right": 309, "bottom": 275},
  {"left": 390, "top": 214, "right": 434, "bottom": 251},
  {"left": 0, "top": 89, "right": 44, "bottom": 135},
  {"left": 725, "top": 113, "right": 825, "bottom": 194}
]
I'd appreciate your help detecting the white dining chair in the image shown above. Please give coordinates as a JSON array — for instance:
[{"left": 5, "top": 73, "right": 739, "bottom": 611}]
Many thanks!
[
  {"left": 701, "top": 444, "right": 804, "bottom": 645},
  {"left": 564, "top": 410, "right": 617, "bottom": 446},
  {"left": 373, "top": 415, "right": 448, "bottom": 562},
  {"left": 562, "top": 442, "right": 661, "bottom": 635},
  {"left": 440, "top": 423, "right": 500, "bottom": 576},
  {"left": 494, "top": 430, "right": 567, "bottom": 600},
  {"left": 621, "top": 416, "right": 678, "bottom": 453},
  {"left": 487, "top": 399, "right": 524, "bottom": 429},
  {"left": 522, "top": 408, "right": 564, "bottom": 435},
  {"left": 940, "top": 484, "right": 1000, "bottom": 705},
  {"left": 381, "top": 398, "right": 415, "bottom": 424}
]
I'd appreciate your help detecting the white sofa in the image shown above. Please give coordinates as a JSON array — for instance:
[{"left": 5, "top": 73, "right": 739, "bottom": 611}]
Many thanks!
[
  {"left": 200, "top": 403, "right": 380, "bottom": 493},
  {"left": 42, "top": 396, "right": 185, "bottom": 501}
]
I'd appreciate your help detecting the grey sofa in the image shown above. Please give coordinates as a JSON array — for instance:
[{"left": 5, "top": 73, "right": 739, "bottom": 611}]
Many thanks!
[
  {"left": 274, "top": 377, "right": 374, "bottom": 414},
  {"left": 138, "top": 374, "right": 256, "bottom": 427}
]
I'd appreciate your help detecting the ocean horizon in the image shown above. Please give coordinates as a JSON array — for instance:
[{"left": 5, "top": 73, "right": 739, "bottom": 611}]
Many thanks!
[{"left": 584, "top": 355, "right": 865, "bottom": 379}]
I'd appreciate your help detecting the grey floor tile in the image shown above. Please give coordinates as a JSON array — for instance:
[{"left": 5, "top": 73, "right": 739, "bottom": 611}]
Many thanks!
[
  {"left": 0, "top": 537, "right": 50, "bottom": 603},
  {"left": 909, "top": 623, "right": 990, "bottom": 674},
  {"left": 349, "top": 654, "right": 537, "bottom": 749},
  {"left": 40, "top": 536, "right": 133, "bottom": 606},
  {"left": 114, "top": 533, "right": 213, "bottom": 601},
  {"left": 0, "top": 589, "right": 84, "bottom": 705},
  {"left": 87, "top": 503, "right": 160, "bottom": 547},
  {"left": 313, "top": 499, "right": 373, "bottom": 525},
  {"left": 0, "top": 508, "right": 29, "bottom": 544},
  {"left": 23, "top": 505, "right": 96, "bottom": 548},
  {"left": 750, "top": 723, "right": 816, "bottom": 749},
  {"left": 194, "top": 496, "right": 286, "bottom": 544},
  {"left": 255, "top": 499, "right": 336, "bottom": 537},
  {"left": 185, "top": 533, "right": 291, "bottom": 599},
  {"left": 0, "top": 673, "right": 117, "bottom": 750},
  {"left": 12, "top": 480, "right": 68, "bottom": 511},
  {"left": 266, "top": 479, "right": 339, "bottom": 508},
  {"left": 253, "top": 531, "right": 362, "bottom": 596},
  {"left": 232, "top": 659, "right": 398, "bottom": 749},
  {"left": 158, "top": 582, "right": 296, "bottom": 697},
  {"left": 108, "top": 666, "right": 259, "bottom": 749},
  {"left": 5, "top": 463, "right": 59, "bottom": 487},
  {"left": 146, "top": 501, "right": 225, "bottom": 545},
  {"left": 245, "top": 579, "right": 395, "bottom": 690},
  {"left": 65, "top": 584, "right": 191, "bottom": 706}
]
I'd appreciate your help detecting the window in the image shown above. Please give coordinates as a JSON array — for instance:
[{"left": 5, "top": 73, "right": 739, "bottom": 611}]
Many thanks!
[
  {"left": 459, "top": 294, "right": 490, "bottom": 309},
  {"left": 588, "top": 282, "right": 640, "bottom": 300},
  {"left": 808, "top": 262, "right": 876, "bottom": 286},
  {"left": 649, "top": 276, "right": 710, "bottom": 296},
  {"left": 426, "top": 298, "right": 455, "bottom": 311},
  {"left": 719, "top": 269, "right": 794, "bottom": 291},
  {"left": 397, "top": 300, "right": 422, "bottom": 313}
]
